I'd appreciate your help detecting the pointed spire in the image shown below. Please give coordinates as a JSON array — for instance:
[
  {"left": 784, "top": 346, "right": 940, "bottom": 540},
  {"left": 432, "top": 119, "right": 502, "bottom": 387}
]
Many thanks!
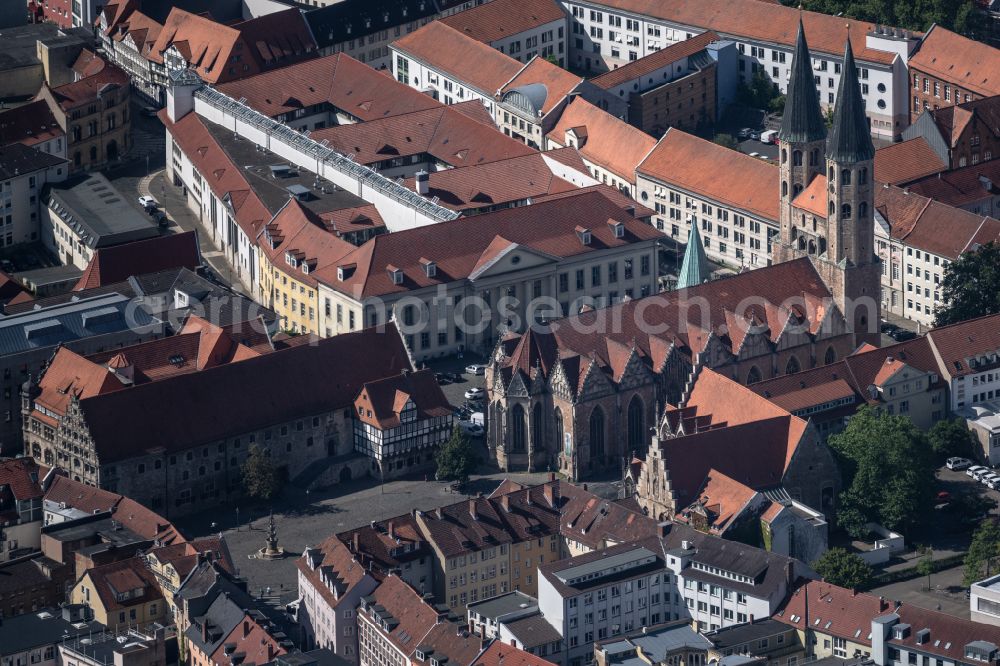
[
  {"left": 779, "top": 19, "right": 827, "bottom": 144},
  {"left": 827, "top": 37, "right": 875, "bottom": 163},
  {"left": 677, "top": 223, "right": 711, "bottom": 290}
]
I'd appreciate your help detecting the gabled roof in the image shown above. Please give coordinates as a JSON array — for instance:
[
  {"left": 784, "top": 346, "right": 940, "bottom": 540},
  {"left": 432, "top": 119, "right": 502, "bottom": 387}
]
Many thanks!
[
  {"left": 677, "top": 468, "right": 758, "bottom": 534},
  {"left": 873, "top": 137, "right": 947, "bottom": 185},
  {"left": 926, "top": 312, "right": 1000, "bottom": 378},
  {"left": 391, "top": 21, "right": 524, "bottom": 96},
  {"left": 590, "top": 31, "right": 720, "bottom": 90},
  {"left": 471, "top": 638, "right": 558, "bottom": 666},
  {"left": 44, "top": 474, "right": 122, "bottom": 515},
  {"left": 403, "top": 149, "right": 588, "bottom": 211},
  {"left": 69, "top": 323, "right": 413, "bottom": 462},
  {"left": 74, "top": 231, "right": 201, "bottom": 291},
  {"left": 215, "top": 53, "right": 441, "bottom": 122},
  {"left": 545, "top": 96, "right": 656, "bottom": 182},
  {"left": 45, "top": 53, "right": 129, "bottom": 111},
  {"left": 910, "top": 25, "right": 1000, "bottom": 98},
  {"left": 827, "top": 39, "right": 875, "bottom": 164},
  {"left": 0, "top": 100, "right": 63, "bottom": 149},
  {"left": 779, "top": 19, "right": 827, "bottom": 144},
  {"left": 317, "top": 189, "right": 661, "bottom": 299},
  {"left": 257, "top": 199, "right": 357, "bottom": 289},
  {"left": 364, "top": 575, "right": 442, "bottom": 658},
  {"left": 439, "top": 0, "right": 565, "bottom": 46},
  {"left": 339, "top": 513, "right": 429, "bottom": 576},
  {"left": 638, "top": 128, "right": 779, "bottom": 222},
  {"left": 928, "top": 96, "right": 1000, "bottom": 147},
  {"left": 0, "top": 458, "right": 45, "bottom": 502},
  {"left": 774, "top": 580, "right": 888, "bottom": 644},
  {"left": 305, "top": 0, "right": 439, "bottom": 50},
  {"left": 499, "top": 57, "right": 583, "bottom": 116},
  {"left": 791, "top": 174, "right": 829, "bottom": 218},
  {"left": 906, "top": 153, "right": 1000, "bottom": 207},
  {"left": 309, "top": 101, "right": 534, "bottom": 168},
  {"left": 81, "top": 557, "right": 163, "bottom": 612},
  {"left": 875, "top": 183, "right": 1000, "bottom": 259},
  {"left": 354, "top": 369, "right": 452, "bottom": 429},
  {"left": 298, "top": 535, "right": 375, "bottom": 611}
]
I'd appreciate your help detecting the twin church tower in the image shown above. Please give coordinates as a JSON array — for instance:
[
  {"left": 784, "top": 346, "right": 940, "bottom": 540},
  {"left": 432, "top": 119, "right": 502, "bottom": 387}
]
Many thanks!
[{"left": 771, "top": 22, "right": 880, "bottom": 344}]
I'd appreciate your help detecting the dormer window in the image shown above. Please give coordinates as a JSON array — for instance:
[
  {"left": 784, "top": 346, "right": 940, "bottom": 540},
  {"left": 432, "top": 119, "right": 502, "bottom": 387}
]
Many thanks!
[
  {"left": 387, "top": 265, "right": 403, "bottom": 285},
  {"left": 575, "top": 226, "right": 591, "bottom": 245},
  {"left": 285, "top": 252, "right": 298, "bottom": 268},
  {"left": 302, "top": 262, "right": 310, "bottom": 274},
  {"left": 419, "top": 258, "right": 436, "bottom": 278},
  {"left": 338, "top": 264, "right": 356, "bottom": 281},
  {"left": 608, "top": 220, "right": 625, "bottom": 239}
]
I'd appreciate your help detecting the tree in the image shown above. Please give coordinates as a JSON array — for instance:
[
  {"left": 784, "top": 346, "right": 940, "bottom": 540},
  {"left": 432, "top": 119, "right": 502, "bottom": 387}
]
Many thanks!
[
  {"left": 964, "top": 518, "right": 1000, "bottom": 586},
  {"left": 828, "top": 406, "right": 935, "bottom": 537},
  {"left": 928, "top": 418, "right": 976, "bottom": 460},
  {"left": 712, "top": 133, "right": 739, "bottom": 149},
  {"left": 935, "top": 242, "right": 1000, "bottom": 326},
  {"left": 812, "top": 547, "right": 873, "bottom": 590},
  {"left": 738, "top": 68, "right": 781, "bottom": 110},
  {"left": 435, "top": 426, "right": 479, "bottom": 484},
  {"left": 916, "top": 550, "right": 934, "bottom": 591},
  {"left": 241, "top": 445, "right": 283, "bottom": 501}
]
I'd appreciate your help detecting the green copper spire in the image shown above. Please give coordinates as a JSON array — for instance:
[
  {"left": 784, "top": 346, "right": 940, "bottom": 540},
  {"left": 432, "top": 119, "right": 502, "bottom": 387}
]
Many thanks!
[{"left": 678, "top": 223, "right": 710, "bottom": 290}]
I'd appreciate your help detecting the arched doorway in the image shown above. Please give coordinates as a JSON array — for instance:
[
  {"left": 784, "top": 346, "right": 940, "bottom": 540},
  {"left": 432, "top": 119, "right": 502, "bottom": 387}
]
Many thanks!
[
  {"left": 746, "top": 366, "right": 763, "bottom": 384},
  {"left": 107, "top": 140, "right": 119, "bottom": 161},
  {"left": 824, "top": 346, "right": 837, "bottom": 364},
  {"left": 511, "top": 404, "right": 526, "bottom": 452},
  {"left": 590, "top": 407, "right": 605, "bottom": 463},
  {"left": 627, "top": 396, "right": 645, "bottom": 455},
  {"left": 339, "top": 467, "right": 352, "bottom": 482}
]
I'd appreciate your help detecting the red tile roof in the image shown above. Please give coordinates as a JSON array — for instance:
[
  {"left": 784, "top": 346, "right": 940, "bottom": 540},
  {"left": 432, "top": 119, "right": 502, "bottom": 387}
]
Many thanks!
[
  {"left": 928, "top": 96, "right": 1000, "bottom": 148},
  {"left": 258, "top": 199, "right": 357, "bottom": 289},
  {"left": 355, "top": 369, "right": 453, "bottom": 429},
  {"left": 310, "top": 101, "right": 534, "bottom": 168},
  {"left": 45, "top": 53, "right": 128, "bottom": 111},
  {"left": 74, "top": 231, "right": 201, "bottom": 291},
  {"left": 774, "top": 580, "right": 888, "bottom": 644},
  {"left": 874, "top": 137, "right": 947, "bottom": 185},
  {"left": 910, "top": 26, "right": 1000, "bottom": 98},
  {"left": 215, "top": 53, "right": 441, "bottom": 122},
  {"left": 298, "top": 535, "right": 375, "bottom": 610},
  {"left": 210, "top": 613, "right": 287, "bottom": 665},
  {"left": 0, "top": 458, "right": 45, "bottom": 502},
  {"left": 906, "top": 155, "right": 1000, "bottom": 207},
  {"left": 638, "top": 128, "right": 779, "bottom": 222},
  {"left": 403, "top": 149, "right": 587, "bottom": 211},
  {"left": 927, "top": 312, "right": 1000, "bottom": 378},
  {"left": 676, "top": 468, "right": 758, "bottom": 534},
  {"left": 364, "top": 575, "right": 442, "bottom": 657},
  {"left": 339, "top": 513, "right": 430, "bottom": 577},
  {"left": 0, "top": 100, "right": 63, "bottom": 149},
  {"left": 316, "top": 189, "right": 661, "bottom": 298},
  {"left": 791, "top": 174, "right": 829, "bottom": 218},
  {"left": 591, "top": 31, "right": 721, "bottom": 90},
  {"left": 44, "top": 474, "right": 122, "bottom": 515},
  {"left": 439, "top": 0, "right": 565, "bottom": 46},
  {"left": 875, "top": 184, "right": 1000, "bottom": 260},
  {"left": 591, "top": 0, "right": 900, "bottom": 65},
  {"left": 499, "top": 57, "right": 583, "bottom": 115},
  {"left": 546, "top": 96, "right": 657, "bottom": 182},
  {"left": 392, "top": 21, "right": 524, "bottom": 96},
  {"left": 892, "top": 603, "right": 1000, "bottom": 663},
  {"left": 150, "top": 7, "right": 315, "bottom": 85},
  {"left": 83, "top": 557, "right": 163, "bottom": 612}
]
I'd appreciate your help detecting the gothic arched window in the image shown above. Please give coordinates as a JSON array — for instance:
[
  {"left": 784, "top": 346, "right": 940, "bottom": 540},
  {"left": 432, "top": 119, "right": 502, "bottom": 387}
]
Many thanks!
[
  {"left": 532, "top": 402, "right": 543, "bottom": 450},
  {"left": 793, "top": 150, "right": 803, "bottom": 166},
  {"left": 786, "top": 355, "right": 801, "bottom": 374},
  {"left": 860, "top": 167, "right": 868, "bottom": 184},
  {"left": 782, "top": 181, "right": 788, "bottom": 197},
  {"left": 511, "top": 404, "right": 525, "bottom": 452},
  {"left": 859, "top": 201, "right": 868, "bottom": 219},
  {"left": 590, "top": 407, "right": 605, "bottom": 461},
  {"left": 841, "top": 203, "right": 852, "bottom": 219},
  {"left": 841, "top": 168, "right": 852, "bottom": 185},
  {"left": 747, "top": 366, "right": 763, "bottom": 384},
  {"left": 554, "top": 407, "right": 565, "bottom": 456},
  {"left": 627, "top": 396, "right": 645, "bottom": 455},
  {"left": 825, "top": 346, "right": 837, "bottom": 364}
]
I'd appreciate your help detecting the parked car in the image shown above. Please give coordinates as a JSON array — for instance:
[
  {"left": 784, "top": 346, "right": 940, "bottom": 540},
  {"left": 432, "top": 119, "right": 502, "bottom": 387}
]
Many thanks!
[
  {"left": 974, "top": 468, "right": 996, "bottom": 483},
  {"left": 760, "top": 129, "right": 778, "bottom": 144},
  {"left": 465, "top": 364, "right": 485, "bottom": 375},
  {"left": 748, "top": 152, "right": 760, "bottom": 158},
  {"left": 880, "top": 320, "right": 899, "bottom": 334},
  {"left": 984, "top": 472, "right": 1000, "bottom": 488},
  {"left": 889, "top": 328, "right": 917, "bottom": 342},
  {"left": 464, "top": 387, "right": 485, "bottom": 400},
  {"left": 737, "top": 127, "right": 752, "bottom": 139},
  {"left": 459, "top": 421, "right": 484, "bottom": 437},
  {"left": 435, "top": 372, "right": 453, "bottom": 385},
  {"left": 749, "top": 130, "right": 761, "bottom": 141},
  {"left": 988, "top": 477, "right": 1000, "bottom": 491},
  {"left": 946, "top": 457, "right": 973, "bottom": 470},
  {"left": 937, "top": 490, "right": 952, "bottom": 502},
  {"left": 968, "top": 465, "right": 989, "bottom": 479},
  {"left": 153, "top": 210, "right": 169, "bottom": 227},
  {"left": 138, "top": 195, "right": 157, "bottom": 209}
]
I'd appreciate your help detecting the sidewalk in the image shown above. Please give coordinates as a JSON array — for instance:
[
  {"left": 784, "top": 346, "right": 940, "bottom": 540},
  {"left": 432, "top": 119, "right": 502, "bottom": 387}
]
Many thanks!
[{"left": 141, "top": 170, "right": 247, "bottom": 295}]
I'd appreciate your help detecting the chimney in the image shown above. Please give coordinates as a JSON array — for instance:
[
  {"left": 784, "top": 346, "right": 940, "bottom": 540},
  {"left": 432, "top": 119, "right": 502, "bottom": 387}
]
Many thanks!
[
  {"left": 657, "top": 522, "right": 669, "bottom": 538},
  {"left": 388, "top": 520, "right": 396, "bottom": 539},
  {"left": 582, "top": 483, "right": 588, "bottom": 492},
  {"left": 500, "top": 495, "right": 510, "bottom": 512},
  {"left": 353, "top": 532, "right": 360, "bottom": 552},
  {"left": 549, "top": 472, "right": 556, "bottom": 482},
  {"left": 415, "top": 170, "right": 430, "bottom": 195},
  {"left": 469, "top": 498, "right": 478, "bottom": 520},
  {"left": 879, "top": 596, "right": 887, "bottom": 612},
  {"left": 267, "top": 643, "right": 276, "bottom": 661},
  {"left": 202, "top": 621, "right": 209, "bottom": 644},
  {"left": 543, "top": 483, "right": 555, "bottom": 508},
  {"left": 242, "top": 620, "right": 250, "bottom": 638},
  {"left": 436, "top": 507, "right": 443, "bottom": 520}
]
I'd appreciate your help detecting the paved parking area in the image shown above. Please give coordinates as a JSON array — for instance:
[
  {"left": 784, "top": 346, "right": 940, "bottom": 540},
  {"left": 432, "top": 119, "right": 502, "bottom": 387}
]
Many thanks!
[
  {"left": 871, "top": 564, "right": 969, "bottom": 619},
  {"left": 737, "top": 137, "right": 778, "bottom": 160}
]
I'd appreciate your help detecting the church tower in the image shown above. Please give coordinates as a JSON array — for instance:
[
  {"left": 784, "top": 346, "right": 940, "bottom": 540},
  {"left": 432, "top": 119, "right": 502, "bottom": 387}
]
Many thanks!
[
  {"left": 773, "top": 25, "right": 880, "bottom": 346},
  {"left": 774, "top": 18, "right": 827, "bottom": 261}
]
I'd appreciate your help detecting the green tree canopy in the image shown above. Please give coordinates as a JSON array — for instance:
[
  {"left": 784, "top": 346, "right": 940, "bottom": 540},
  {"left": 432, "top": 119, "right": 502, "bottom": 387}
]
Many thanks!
[
  {"left": 435, "top": 426, "right": 479, "bottom": 484},
  {"left": 241, "top": 444, "right": 284, "bottom": 501},
  {"left": 737, "top": 68, "right": 782, "bottom": 111},
  {"left": 829, "top": 406, "right": 935, "bottom": 537},
  {"left": 964, "top": 519, "right": 1000, "bottom": 586},
  {"left": 780, "top": 0, "right": 985, "bottom": 39},
  {"left": 813, "top": 547, "right": 873, "bottom": 590},
  {"left": 713, "top": 133, "right": 739, "bottom": 150},
  {"left": 928, "top": 418, "right": 976, "bottom": 460},
  {"left": 935, "top": 242, "right": 1000, "bottom": 326}
]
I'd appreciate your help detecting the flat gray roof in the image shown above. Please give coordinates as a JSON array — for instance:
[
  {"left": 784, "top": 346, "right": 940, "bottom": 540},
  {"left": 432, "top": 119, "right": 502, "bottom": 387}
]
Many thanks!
[
  {"left": 467, "top": 591, "right": 537, "bottom": 619},
  {"left": 553, "top": 547, "right": 658, "bottom": 585},
  {"left": 46, "top": 173, "right": 158, "bottom": 249}
]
